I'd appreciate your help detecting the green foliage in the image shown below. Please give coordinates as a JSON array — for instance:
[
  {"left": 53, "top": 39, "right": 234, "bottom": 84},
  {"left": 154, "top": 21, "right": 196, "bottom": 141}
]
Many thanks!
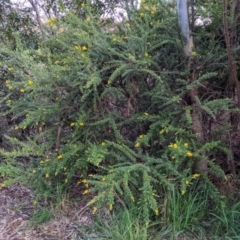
[
  {"left": 89, "top": 208, "right": 150, "bottom": 240},
  {"left": 0, "top": 0, "right": 236, "bottom": 228},
  {"left": 210, "top": 200, "right": 240, "bottom": 238},
  {"left": 30, "top": 207, "right": 53, "bottom": 225},
  {"left": 161, "top": 186, "right": 208, "bottom": 239}
]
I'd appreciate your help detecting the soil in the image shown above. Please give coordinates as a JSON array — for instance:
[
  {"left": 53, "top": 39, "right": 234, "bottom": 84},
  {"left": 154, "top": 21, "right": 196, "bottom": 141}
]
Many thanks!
[{"left": 0, "top": 183, "right": 93, "bottom": 240}]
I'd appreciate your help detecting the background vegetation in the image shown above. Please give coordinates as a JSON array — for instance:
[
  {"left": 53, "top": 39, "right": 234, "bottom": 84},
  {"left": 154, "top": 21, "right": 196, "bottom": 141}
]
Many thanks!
[{"left": 1, "top": 0, "right": 240, "bottom": 239}]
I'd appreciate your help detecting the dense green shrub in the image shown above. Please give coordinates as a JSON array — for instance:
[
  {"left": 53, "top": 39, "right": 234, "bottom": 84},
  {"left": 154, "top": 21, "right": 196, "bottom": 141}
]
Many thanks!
[{"left": 0, "top": 0, "right": 233, "bottom": 223}]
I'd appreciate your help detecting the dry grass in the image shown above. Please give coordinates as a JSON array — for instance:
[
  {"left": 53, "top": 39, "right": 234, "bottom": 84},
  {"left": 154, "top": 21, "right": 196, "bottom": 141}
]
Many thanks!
[{"left": 0, "top": 182, "right": 94, "bottom": 240}]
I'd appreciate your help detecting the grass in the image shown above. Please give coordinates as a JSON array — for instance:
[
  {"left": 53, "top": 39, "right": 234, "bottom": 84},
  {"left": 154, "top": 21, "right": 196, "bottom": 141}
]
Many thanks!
[
  {"left": 209, "top": 200, "right": 240, "bottom": 239},
  {"left": 84, "top": 207, "right": 152, "bottom": 240},
  {"left": 30, "top": 207, "right": 53, "bottom": 225}
]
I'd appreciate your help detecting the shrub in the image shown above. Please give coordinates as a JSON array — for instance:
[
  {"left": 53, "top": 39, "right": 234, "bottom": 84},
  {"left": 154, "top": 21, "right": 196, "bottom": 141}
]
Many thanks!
[{"left": 0, "top": 1, "right": 231, "bottom": 223}]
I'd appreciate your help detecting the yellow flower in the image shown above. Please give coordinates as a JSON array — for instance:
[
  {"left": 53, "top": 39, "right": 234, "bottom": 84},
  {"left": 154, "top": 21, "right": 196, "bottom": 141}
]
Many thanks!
[
  {"left": 130, "top": 196, "right": 135, "bottom": 202},
  {"left": 5, "top": 80, "right": 9, "bottom": 84},
  {"left": 8, "top": 85, "right": 13, "bottom": 90},
  {"left": 7, "top": 99, "right": 12, "bottom": 104},
  {"left": 102, "top": 177, "right": 106, "bottom": 182},
  {"left": 146, "top": 222, "right": 149, "bottom": 227},
  {"left": 20, "top": 88, "right": 25, "bottom": 93},
  {"left": 186, "top": 151, "right": 193, "bottom": 157},
  {"left": 151, "top": 10, "right": 155, "bottom": 14},
  {"left": 70, "top": 122, "right": 75, "bottom": 127},
  {"left": 109, "top": 204, "right": 113, "bottom": 210},
  {"left": 33, "top": 200, "right": 37, "bottom": 205},
  {"left": 192, "top": 173, "right": 200, "bottom": 179},
  {"left": 168, "top": 144, "right": 173, "bottom": 148},
  {"left": 32, "top": 169, "right": 36, "bottom": 174},
  {"left": 135, "top": 142, "right": 140, "bottom": 148},
  {"left": 82, "top": 46, "right": 88, "bottom": 51},
  {"left": 159, "top": 129, "right": 164, "bottom": 134},
  {"left": 185, "top": 180, "right": 190, "bottom": 185},
  {"left": 86, "top": 17, "right": 90, "bottom": 22},
  {"left": 45, "top": 173, "right": 50, "bottom": 178},
  {"left": 173, "top": 143, "right": 178, "bottom": 149},
  {"left": 139, "top": 135, "right": 144, "bottom": 139},
  {"left": 101, "top": 142, "right": 106, "bottom": 146},
  {"left": 1, "top": 183, "right": 6, "bottom": 187},
  {"left": 83, "top": 189, "right": 89, "bottom": 194},
  {"left": 155, "top": 209, "right": 159, "bottom": 215},
  {"left": 126, "top": 23, "right": 130, "bottom": 27},
  {"left": 64, "top": 167, "right": 67, "bottom": 171},
  {"left": 15, "top": 126, "right": 19, "bottom": 130},
  {"left": 46, "top": 19, "right": 52, "bottom": 24},
  {"left": 79, "top": 122, "right": 84, "bottom": 127},
  {"left": 150, "top": 22, "right": 153, "bottom": 26},
  {"left": 140, "top": 12, "right": 145, "bottom": 17},
  {"left": 144, "top": 52, "right": 149, "bottom": 57},
  {"left": 181, "top": 190, "right": 186, "bottom": 195},
  {"left": 65, "top": 179, "right": 68, "bottom": 183},
  {"left": 57, "top": 154, "right": 63, "bottom": 159},
  {"left": 54, "top": 60, "right": 59, "bottom": 65},
  {"left": 93, "top": 207, "right": 98, "bottom": 214},
  {"left": 107, "top": 80, "right": 111, "bottom": 84},
  {"left": 74, "top": 45, "right": 80, "bottom": 50},
  {"left": 144, "top": 112, "right": 149, "bottom": 116},
  {"left": 27, "top": 80, "right": 33, "bottom": 85},
  {"left": 77, "top": 181, "right": 81, "bottom": 185},
  {"left": 8, "top": 67, "right": 13, "bottom": 71},
  {"left": 192, "top": 51, "right": 197, "bottom": 56},
  {"left": 184, "top": 143, "right": 188, "bottom": 147},
  {"left": 85, "top": 183, "right": 89, "bottom": 188}
]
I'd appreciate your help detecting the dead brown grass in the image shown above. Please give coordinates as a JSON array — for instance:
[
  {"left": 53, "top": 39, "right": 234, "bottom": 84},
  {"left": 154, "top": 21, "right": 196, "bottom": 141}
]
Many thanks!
[{"left": 0, "top": 183, "right": 94, "bottom": 240}]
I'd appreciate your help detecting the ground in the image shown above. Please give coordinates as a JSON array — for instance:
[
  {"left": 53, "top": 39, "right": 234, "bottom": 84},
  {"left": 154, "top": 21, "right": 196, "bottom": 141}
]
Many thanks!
[{"left": 0, "top": 183, "right": 93, "bottom": 240}]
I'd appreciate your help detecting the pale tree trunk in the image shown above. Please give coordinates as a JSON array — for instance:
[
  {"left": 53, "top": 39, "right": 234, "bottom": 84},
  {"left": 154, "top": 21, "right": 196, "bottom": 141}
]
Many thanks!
[{"left": 177, "top": 0, "right": 207, "bottom": 172}]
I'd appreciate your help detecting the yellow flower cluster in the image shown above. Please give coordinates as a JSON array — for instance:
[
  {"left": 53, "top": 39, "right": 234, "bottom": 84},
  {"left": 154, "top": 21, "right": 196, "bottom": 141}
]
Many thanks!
[
  {"left": 186, "top": 151, "right": 193, "bottom": 157},
  {"left": 192, "top": 51, "right": 197, "bottom": 56},
  {"left": 168, "top": 143, "right": 178, "bottom": 149},
  {"left": 192, "top": 173, "right": 200, "bottom": 179},
  {"left": 79, "top": 122, "right": 84, "bottom": 127},
  {"left": 28, "top": 80, "right": 33, "bottom": 85},
  {"left": 93, "top": 207, "right": 98, "bottom": 214},
  {"left": 46, "top": 17, "right": 57, "bottom": 27},
  {"left": 74, "top": 45, "right": 88, "bottom": 51},
  {"left": 135, "top": 142, "right": 140, "bottom": 148}
]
